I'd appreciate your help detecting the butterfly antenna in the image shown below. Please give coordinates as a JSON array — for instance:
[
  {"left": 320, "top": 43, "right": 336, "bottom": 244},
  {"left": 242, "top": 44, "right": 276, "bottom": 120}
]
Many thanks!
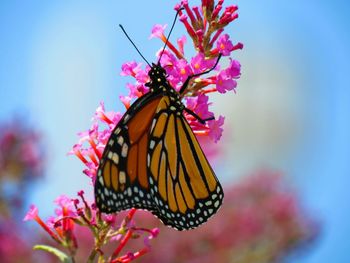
[
  {"left": 157, "top": 7, "right": 184, "bottom": 65},
  {"left": 119, "top": 24, "right": 152, "bottom": 67}
]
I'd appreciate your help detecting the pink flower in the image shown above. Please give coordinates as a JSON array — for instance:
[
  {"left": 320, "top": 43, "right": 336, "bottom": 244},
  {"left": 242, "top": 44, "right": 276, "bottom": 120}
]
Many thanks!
[
  {"left": 135, "top": 70, "right": 150, "bottom": 85},
  {"left": 120, "top": 95, "right": 132, "bottom": 109},
  {"left": 121, "top": 61, "right": 142, "bottom": 77},
  {"left": 216, "top": 34, "right": 234, "bottom": 56},
  {"left": 218, "top": 5, "right": 239, "bottom": 25},
  {"left": 23, "top": 205, "right": 61, "bottom": 242},
  {"left": 54, "top": 195, "right": 71, "bottom": 207},
  {"left": 208, "top": 116, "right": 225, "bottom": 143},
  {"left": 225, "top": 59, "right": 241, "bottom": 78},
  {"left": 127, "top": 83, "right": 149, "bottom": 98},
  {"left": 174, "top": 59, "right": 193, "bottom": 82},
  {"left": 149, "top": 24, "right": 167, "bottom": 39},
  {"left": 126, "top": 83, "right": 141, "bottom": 98},
  {"left": 54, "top": 195, "right": 75, "bottom": 211},
  {"left": 185, "top": 94, "right": 212, "bottom": 120},
  {"left": 177, "top": 35, "right": 187, "bottom": 55},
  {"left": 216, "top": 70, "right": 237, "bottom": 93},
  {"left": 190, "top": 53, "right": 216, "bottom": 74},
  {"left": 23, "top": 204, "right": 39, "bottom": 221}
]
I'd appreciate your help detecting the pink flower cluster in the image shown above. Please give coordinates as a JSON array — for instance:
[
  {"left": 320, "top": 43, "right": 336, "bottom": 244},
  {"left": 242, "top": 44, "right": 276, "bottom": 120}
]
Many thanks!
[
  {"left": 71, "top": 0, "right": 242, "bottom": 184},
  {"left": 24, "top": 191, "right": 159, "bottom": 263},
  {"left": 70, "top": 102, "right": 122, "bottom": 183},
  {"left": 123, "top": 0, "right": 243, "bottom": 143}
]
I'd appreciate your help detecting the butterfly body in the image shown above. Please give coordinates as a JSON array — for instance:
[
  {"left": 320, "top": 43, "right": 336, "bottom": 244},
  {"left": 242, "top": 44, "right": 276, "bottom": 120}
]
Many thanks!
[{"left": 95, "top": 62, "right": 224, "bottom": 230}]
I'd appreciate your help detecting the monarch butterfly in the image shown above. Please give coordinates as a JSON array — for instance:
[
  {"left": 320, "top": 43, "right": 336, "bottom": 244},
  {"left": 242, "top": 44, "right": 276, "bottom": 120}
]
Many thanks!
[{"left": 94, "top": 14, "right": 224, "bottom": 231}]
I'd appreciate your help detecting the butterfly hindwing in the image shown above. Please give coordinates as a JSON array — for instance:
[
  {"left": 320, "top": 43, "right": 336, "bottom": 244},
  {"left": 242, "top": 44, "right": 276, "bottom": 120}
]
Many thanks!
[{"left": 147, "top": 95, "right": 224, "bottom": 230}]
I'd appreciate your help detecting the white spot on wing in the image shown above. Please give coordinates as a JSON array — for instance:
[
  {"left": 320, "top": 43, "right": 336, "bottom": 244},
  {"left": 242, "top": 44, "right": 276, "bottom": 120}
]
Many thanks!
[
  {"left": 205, "top": 200, "right": 212, "bottom": 206},
  {"left": 124, "top": 114, "right": 130, "bottom": 122},
  {"left": 99, "top": 175, "right": 104, "bottom": 185},
  {"left": 118, "top": 136, "right": 124, "bottom": 146},
  {"left": 121, "top": 143, "right": 128, "bottom": 157},
  {"left": 112, "top": 153, "right": 119, "bottom": 164},
  {"left": 119, "top": 171, "right": 126, "bottom": 184},
  {"left": 151, "top": 119, "right": 156, "bottom": 131}
]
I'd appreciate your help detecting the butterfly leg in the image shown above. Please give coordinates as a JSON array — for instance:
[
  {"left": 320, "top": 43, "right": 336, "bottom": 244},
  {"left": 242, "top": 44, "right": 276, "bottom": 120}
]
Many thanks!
[
  {"left": 179, "top": 54, "right": 222, "bottom": 95},
  {"left": 184, "top": 107, "right": 215, "bottom": 124}
]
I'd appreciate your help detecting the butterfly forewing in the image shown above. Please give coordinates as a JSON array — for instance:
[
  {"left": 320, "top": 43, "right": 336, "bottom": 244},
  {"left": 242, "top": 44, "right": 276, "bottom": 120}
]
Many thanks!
[{"left": 95, "top": 92, "right": 163, "bottom": 213}]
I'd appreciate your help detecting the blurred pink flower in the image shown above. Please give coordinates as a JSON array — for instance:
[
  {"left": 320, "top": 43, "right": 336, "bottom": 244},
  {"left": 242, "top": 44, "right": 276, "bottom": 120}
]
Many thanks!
[
  {"left": 132, "top": 170, "right": 320, "bottom": 263},
  {"left": 208, "top": 116, "right": 225, "bottom": 142},
  {"left": 0, "top": 121, "right": 45, "bottom": 181},
  {"left": 23, "top": 204, "right": 38, "bottom": 221}
]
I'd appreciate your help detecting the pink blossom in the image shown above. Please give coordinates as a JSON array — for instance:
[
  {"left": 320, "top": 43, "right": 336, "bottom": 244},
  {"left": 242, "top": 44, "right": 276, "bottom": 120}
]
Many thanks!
[
  {"left": 54, "top": 194, "right": 77, "bottom": 217},
  {"left": 149, "top": 24, "right": 167, "bottom": 39},
  {"left": 46, "top": 216, "right": 56, "bottom": 228},
  {"left": 126, "top": 83, "right": 141, "bottom": 98},
  {"left": 190, "top": 53, "right": 216, "bottom": 74},
  {"left": 54, "top": 195, "right": 73, "bottom": 208},
  {"left": 216, "top": 34, "right": 234, "bottom": 56},
  {"left": 174, "top": 58, "right": 193, "bottom": 82},
  {"left": 135, "top": 70, "right": 150, "bottom": 85},
  {"left": 120, "top": 95, "right": 132, "bottom": 109},
  {"left": 127, "top": 83, "right": 149, "bottom": 98},
  {"left": 23, "top": 204, "right": 39, "bottom": 221},
  {"left": 216, "top": 70, "right": 237, "bottom": 93},
  {"left": 121, "top": 61, "right": 142, "bottom": 77},
  {"left": 225, "top": 58, "right": 241, "bottom": 78},
  {"left": 185, "top": 94, "right": 212, "bottom": 119},
  {"left": 177, "top": 35, "right": 187, "bottom": 55},
  {"left": 208, "top": 116, "right": 225, "bottom": 143},
  {"left": 158, "top": 49, "right": 177, "bottom": 68},
  {"left": 219, "top": 5, "right": 239, "bottom": 25}
]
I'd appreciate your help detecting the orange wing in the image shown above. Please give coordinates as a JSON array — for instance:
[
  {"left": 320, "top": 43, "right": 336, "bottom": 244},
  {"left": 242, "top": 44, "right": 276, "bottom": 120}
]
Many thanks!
[
  {"left": 95, "top": 92, "right": 162, "bottom": 213},
  {"left": 147, "top": 96, "right": 224, "bottom": 230}
]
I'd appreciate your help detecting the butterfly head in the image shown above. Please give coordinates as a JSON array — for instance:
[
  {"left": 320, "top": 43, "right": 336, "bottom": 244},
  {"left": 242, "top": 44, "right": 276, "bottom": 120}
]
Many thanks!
[{"left": 146, "top": 63, "right": 168, "bottom": 89}]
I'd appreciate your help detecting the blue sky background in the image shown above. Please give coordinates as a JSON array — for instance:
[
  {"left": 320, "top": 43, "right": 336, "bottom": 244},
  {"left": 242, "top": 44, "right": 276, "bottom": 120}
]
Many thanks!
[{"left": 1, "top": 1, "right": 349, "bottom": 262}]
